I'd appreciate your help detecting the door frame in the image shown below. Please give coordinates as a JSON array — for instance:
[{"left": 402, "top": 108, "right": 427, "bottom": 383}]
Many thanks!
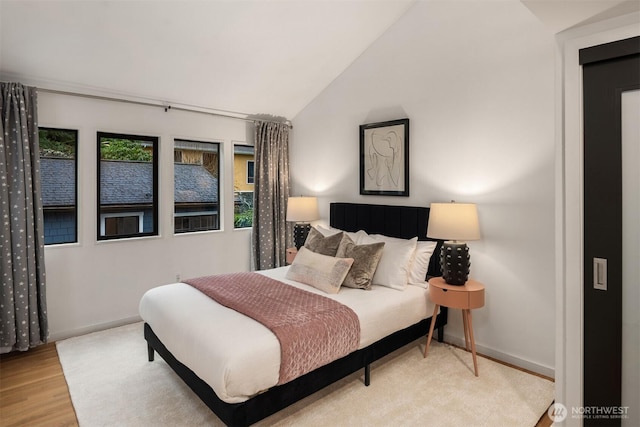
[{"left": 557, "top": 13, "right": 640, "bottom": 426}]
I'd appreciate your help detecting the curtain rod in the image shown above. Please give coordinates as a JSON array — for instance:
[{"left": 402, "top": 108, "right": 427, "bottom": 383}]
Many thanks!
[{"left": 37, "top": 88, "right": 293, "bottom": 128}]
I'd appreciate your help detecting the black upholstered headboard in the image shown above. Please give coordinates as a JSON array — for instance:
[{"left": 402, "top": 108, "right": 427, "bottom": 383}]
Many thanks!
[{"left": 329, "top": 202, "right": 443, "bottom": 278}]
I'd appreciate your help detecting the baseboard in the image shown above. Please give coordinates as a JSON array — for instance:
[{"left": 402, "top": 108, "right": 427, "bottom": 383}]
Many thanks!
[
  {"left": 443, "top": 333, "right": 555, "bottom": 380},
  {"left": 50, "top": 315, "right": 142, "bottom": 342}
]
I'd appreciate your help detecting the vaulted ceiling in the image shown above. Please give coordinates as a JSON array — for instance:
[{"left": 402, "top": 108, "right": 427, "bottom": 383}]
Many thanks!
[
  {"left": 0, "top": 0, "right": 413, "bottom": 119},
  {"left": 1, "top": 0, "right": 636, "bottom": 120}
]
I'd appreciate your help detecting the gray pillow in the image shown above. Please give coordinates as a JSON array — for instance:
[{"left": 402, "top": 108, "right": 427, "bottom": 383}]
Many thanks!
[
  {"left": 304, "top": 227, "right": 343, "bottom": 256},
  {"left": 335, "top": 234, "right": 385, "bottom": 290}
]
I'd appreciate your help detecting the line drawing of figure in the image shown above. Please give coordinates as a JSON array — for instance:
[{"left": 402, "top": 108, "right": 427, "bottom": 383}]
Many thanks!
[{"left": 366, "top": 127, "right": 402, "bottom": 190}]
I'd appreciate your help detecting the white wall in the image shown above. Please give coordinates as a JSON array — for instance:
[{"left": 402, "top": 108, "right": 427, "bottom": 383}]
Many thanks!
[
  {"left": 291, "top": 0, "right": 556, "bottom": 375},
  {"left": 37, "top": 92, "right": 254, "bottom": 340}
]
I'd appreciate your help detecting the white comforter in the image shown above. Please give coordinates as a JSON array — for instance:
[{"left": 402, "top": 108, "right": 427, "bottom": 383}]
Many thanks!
[{"left": 138, "top": 267, "right": 435, "bottom": 403}]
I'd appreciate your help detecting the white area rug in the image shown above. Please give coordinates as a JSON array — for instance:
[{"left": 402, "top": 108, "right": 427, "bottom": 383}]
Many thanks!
[{"left": 57, "top": 322, "right": 553, "bottom": 426}]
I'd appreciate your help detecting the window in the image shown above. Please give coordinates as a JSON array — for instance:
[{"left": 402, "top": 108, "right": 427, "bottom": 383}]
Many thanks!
[
  {"left": 100, "top": 212, "right": 143, "bottom": 236},
  {"left": 174, "top": 150, "right": 183, "bottom": 163},
  {"left": 174, "top": 139, "right": 220, "bottom": 233},
  {"left": 39, "top": 128, "right": 78, "bottom": 245},
  {"left": 233, "top": 145, "right": 255, "bottom": 228},
  {"left": 97, "top": 132, "right": 158, "bottom": 240},
  {"left": 174, "top": 214, "right": 217, "bottom": 233},
  {"left": 247, "top": 160, "right": 255, "bottom": 184}
]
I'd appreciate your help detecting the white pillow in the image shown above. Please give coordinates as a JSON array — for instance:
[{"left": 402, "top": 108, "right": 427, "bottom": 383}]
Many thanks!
[
  {"left": 285, "top": 246, "right": 354, "bottom": 294},
  {"left": 361, "top": 234, "right": 418, "bottom": 290},
  {"left": 316, "top": 225, "right": 367, "bottom": 244},
  {"left": 408, "top": 241, "right": 438, "bottom": 288},
  {"left": 315, "top": 225, "right": 341, "bottom": 236}
]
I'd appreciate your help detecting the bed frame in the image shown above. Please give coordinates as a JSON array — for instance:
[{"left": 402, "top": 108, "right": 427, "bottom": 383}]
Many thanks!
[{"left": 144, "top": 202, "right": 447, "bottom": 426}]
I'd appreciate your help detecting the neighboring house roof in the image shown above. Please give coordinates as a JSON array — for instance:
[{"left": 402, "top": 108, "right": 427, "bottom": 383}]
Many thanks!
[
  {"left": 100, "top": 160, "right": 153, "bottom": 205},
  {"left": 175, "top": 139, "right": 219, "bottom": 153},
  {"left": 174, "top": 163, "right": 218, "bottom": 204},
  {"left": 234, "top": 145, "right": 254, "bottom": 155},
  {"left": 40, "top": 158, "right": 75, "bottom": 207},
  {"left": 39, "top": 158, "right": 218, "bottom": 207}
]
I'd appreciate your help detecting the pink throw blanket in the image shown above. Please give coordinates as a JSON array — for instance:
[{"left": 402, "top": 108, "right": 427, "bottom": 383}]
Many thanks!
[{"left": 184, "top": 272, "right": 360, "bottom": 385}]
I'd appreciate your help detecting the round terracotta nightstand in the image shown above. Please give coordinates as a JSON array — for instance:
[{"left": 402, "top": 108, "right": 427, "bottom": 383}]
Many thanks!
[
  {"left": 285, "top": 247, "right": 298, "bottom": 265},
  {"left": 423, "top": 277, "right": 485, "bottom": 376}
]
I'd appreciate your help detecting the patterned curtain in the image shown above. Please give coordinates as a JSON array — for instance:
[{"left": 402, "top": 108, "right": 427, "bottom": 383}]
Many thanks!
[
  {"left": 0, "top": 82, "right": 48, "bottom": 353},
  {"left": 252, "top": 121, "right": 291, "bottom": 270}
]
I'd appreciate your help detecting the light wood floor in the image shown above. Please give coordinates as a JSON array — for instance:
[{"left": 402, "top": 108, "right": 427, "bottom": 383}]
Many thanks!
[
  {"left": 0, "top": 342, "right": 552, "bottom": 427},
  {"left": 0, "top": 343, "right": 77, "bottom": 427}
]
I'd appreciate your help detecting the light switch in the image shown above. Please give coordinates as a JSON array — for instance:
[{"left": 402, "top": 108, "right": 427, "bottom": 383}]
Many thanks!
[{"left": 593, "top": 258, "right": 607, "bottom": 291}]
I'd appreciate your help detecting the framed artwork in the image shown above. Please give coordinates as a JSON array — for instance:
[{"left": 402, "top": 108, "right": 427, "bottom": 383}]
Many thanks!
[{"left": 359, "top": 118, "right": 409, "bottom": 196}]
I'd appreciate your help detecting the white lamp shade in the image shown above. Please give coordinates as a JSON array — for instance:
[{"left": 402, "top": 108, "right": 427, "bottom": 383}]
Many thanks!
[
  {"left": 427, "top": 202, "right": 480, "bottom": 241},
  {"left": 287, "top": 197, "right": 319, "bottom": 222}
]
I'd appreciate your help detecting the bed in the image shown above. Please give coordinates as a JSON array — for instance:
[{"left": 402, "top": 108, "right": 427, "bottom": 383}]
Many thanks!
[{"left": 140, "top": 202, "right": 447, "bottom": 426}]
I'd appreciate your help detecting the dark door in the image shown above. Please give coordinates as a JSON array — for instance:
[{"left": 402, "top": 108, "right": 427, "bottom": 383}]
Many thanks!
[{"left": 582, "top": 36, "right": 639, "bottom": 427}]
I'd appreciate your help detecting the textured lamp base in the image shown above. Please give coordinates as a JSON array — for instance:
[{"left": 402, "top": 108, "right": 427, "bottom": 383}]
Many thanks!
[
  {"left": 440, "top": 242, "right": 470, "bottom": 285},
  {"left": 293, "top": 223, "right": 311, "bottom": 249}
]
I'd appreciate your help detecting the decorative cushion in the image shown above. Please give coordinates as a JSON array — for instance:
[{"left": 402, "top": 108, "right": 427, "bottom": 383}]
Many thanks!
[
  {"left": 408, "top": 241, "right": 438, "bottom": 288},
  {"left": 285, "top": 247, "right": 354, "bottom": 294},
  {"left": 335, "top": 234, "right": 385, "bottom": 290},
  {"left": 361, "top": 234, "right": 418, "bottom": 290},
  {"left": 304, "top": 227, "right": 343, "bottom": 256}
]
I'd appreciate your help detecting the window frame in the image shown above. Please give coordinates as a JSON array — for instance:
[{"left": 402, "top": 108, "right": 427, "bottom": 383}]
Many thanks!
[
  {"left": 39, "top": 127, "right": 78, "bottom": 245},
  {"left": 97, "top": 131, "right": 159, "bottom": 241},
  {"left": 173, "top": 138, "right": 220, "bottom": 234}
]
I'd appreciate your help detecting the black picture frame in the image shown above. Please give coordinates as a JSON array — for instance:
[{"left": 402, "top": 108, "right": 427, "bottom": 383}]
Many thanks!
[{"left": 359, "top": 118, "right": 409, "bottom": 196}]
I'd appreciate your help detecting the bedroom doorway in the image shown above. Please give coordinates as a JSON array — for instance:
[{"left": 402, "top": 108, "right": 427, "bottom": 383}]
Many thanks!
[{"left": 582, "top": 36, "right": 639, "bottom": 427}]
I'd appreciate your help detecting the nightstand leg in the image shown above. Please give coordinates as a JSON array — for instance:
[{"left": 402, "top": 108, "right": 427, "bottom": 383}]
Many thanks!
[
  {"left": 462, "top": 310, "right": 470, "bottom": 351},
  {"left": 466, "top": 309, "right": 479, "bottom": 376},
  {"left": 423, "top": 304, "right": 440, "bottom": 358}
]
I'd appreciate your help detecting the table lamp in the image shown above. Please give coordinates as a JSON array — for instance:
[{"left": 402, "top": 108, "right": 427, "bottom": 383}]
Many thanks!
[
  {"left": 427, "top": 201, "right": 480, "bottom": 285},
  {"left": 287, "top": 196, "right": 318, "bottom": 249}
]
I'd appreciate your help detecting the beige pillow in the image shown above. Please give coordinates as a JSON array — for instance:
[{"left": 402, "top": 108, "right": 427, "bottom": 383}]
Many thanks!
[
  {"left": 335, "top": 234, "right": 385, "bottom": 290},
  {"left": 304, "top": 227, "right": 343, "bottom": 256},
  {"left": 285, "top": 247, "right": 354, "bottom": 294}
]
